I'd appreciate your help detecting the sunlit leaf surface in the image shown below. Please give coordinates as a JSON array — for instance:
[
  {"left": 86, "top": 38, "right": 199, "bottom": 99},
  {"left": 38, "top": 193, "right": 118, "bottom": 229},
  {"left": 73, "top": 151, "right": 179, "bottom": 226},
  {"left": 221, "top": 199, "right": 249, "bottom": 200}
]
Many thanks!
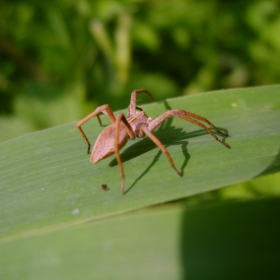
[{"left": 0, "top": 86, "right": 279, "bottom": 248}]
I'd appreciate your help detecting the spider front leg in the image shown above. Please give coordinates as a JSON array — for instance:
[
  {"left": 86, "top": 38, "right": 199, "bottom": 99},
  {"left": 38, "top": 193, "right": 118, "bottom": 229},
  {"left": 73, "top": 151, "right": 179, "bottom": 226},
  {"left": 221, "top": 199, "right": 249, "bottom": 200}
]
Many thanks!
[
  {"left": 127, "top": 89, "right": 156, "bottom": 118},
  {"left": 76, "top": 104, "right": 117, "bottom": 154},
  {"left": 148, "top": 109, "right": 230, "bottom": 148},
  {"left": 114, "top": 113, "right": 135, "bottom": 194},
  {"left": 140, "top": 125, "right": 182, "bottom": 177}
]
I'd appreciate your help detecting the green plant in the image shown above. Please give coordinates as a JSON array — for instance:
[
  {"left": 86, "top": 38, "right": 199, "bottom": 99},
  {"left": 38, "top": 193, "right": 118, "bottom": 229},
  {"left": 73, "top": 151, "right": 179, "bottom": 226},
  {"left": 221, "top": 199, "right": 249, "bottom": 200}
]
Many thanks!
[{"left": 0, "top": 86, "right": 279, "bottom": 278}]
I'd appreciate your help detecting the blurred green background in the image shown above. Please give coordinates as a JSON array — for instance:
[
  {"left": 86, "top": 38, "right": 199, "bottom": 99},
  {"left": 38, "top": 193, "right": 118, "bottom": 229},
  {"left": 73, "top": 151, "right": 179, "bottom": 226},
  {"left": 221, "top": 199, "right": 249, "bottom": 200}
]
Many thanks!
[
  {"left": 1, "top": 0, "right": 279, "bottom": 142},
  {"left": 1, "top": 1, "right": 280, "bottom": 278}
]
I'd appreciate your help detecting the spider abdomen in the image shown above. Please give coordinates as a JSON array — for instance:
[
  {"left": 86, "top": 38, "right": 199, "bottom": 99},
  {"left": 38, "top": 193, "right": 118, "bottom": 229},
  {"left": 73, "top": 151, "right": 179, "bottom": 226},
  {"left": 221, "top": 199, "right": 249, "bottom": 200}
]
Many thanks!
[{"left": 90, "top": 123, "right": 129, "bottom": 163}]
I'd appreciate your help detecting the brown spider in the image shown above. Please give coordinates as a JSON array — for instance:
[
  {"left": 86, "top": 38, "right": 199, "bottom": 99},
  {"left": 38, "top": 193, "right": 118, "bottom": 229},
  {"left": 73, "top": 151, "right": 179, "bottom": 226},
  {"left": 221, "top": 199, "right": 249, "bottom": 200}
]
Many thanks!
[{"left": 76, "top": 89, "right": 229, "bottom": 194}]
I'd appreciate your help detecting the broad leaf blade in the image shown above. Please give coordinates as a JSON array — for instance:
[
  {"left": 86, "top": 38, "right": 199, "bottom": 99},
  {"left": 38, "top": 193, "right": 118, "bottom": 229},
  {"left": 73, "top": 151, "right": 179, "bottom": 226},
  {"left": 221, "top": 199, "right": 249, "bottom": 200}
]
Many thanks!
[
  {"left": 1, "top": 198, "right": 280, "bottom": 279},
  {"left": 0, "top": 85, "right": 280, "bottom": 240}
]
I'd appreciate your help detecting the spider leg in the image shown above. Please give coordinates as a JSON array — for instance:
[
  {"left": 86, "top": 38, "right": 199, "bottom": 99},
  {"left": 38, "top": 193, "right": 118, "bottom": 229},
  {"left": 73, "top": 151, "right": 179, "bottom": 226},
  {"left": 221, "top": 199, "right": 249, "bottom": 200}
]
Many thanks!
[
  {"left": 127, "top": 89, "right": 156, "bottom": 117},
  {"left": 140, "top": 125, "right": 182, "bottom": 177},
  {"left": 186, "top": 112, "right": 229, "bottom": 137},
  {"left": 148, "top": 109, "right": 230, "bottom": 148},
  {"left": 76, "top": 104, "right": 116, "bottom": 154},
  {"left": 180, "top": 115, "right": 230, "bottom": 148},
  {"left": 114, "top": 113, "right": 135, "bottom": 195}
]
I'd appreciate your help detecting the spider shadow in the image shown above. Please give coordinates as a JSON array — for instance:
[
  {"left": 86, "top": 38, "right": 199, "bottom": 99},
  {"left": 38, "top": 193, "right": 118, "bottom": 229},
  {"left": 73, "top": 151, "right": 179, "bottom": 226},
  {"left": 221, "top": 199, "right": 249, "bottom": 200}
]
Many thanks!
[
  {"left": 109, "top": 126, "right": 191, "bottom": 189},
  {"left": 125, "top": 139, "right": 190, "bottom": 195},
  {"left": 108, "top": 100, "right": 229, "bottom": 194},
  {"left": 109, "top": 126, "right": 190, "bottom": 166}
]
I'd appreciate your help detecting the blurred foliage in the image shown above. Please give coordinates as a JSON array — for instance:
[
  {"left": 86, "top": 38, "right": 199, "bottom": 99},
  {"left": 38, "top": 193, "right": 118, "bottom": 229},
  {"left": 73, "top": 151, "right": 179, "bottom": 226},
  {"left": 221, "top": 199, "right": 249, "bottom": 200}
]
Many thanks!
[
  {"left": 1, "top": 1, "right": 280, "bottom": 275},
  {"left": 0, "top": 0, "right": 280, "bottom": 141}
]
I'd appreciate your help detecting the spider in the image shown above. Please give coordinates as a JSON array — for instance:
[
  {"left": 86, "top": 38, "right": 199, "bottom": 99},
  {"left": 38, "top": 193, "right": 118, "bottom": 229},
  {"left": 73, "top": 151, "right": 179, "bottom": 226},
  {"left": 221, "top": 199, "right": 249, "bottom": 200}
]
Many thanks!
[{"left": 76, "top": 89, "right": 229, "bottom": 194}]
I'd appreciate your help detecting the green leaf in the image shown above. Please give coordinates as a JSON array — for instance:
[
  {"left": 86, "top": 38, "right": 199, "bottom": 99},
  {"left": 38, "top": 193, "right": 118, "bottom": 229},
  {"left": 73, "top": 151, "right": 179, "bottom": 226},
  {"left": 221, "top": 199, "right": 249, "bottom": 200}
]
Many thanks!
[
  {"left": 0, "top": 85, "right": 280, "bottom": 238},
  {"left": 1, "top": 198, "right": 280, "bottom": 279}
]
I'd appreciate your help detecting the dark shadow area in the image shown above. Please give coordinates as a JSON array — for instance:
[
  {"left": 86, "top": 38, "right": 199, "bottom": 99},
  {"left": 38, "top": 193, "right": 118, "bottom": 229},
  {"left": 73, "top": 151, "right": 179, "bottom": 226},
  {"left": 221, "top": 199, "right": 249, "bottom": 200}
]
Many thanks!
[
  {"left": 109, "top": 127, "right": 191, "bottom": 194},
  {"left": 109, "top": 126, "right": 190, "bottom": 166},
  {"left": 180, "top": 197, "right": 280, "bottom": 280},
  {"left": 125, "top": 149, "right": 163, "bottom": 194}
]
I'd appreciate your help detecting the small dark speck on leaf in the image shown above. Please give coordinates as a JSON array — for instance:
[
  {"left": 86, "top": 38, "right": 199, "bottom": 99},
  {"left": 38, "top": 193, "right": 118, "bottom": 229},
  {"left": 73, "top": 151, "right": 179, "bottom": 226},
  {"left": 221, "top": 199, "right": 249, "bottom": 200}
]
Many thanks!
[{"left": 101, "top": 184, "right": 109, "bottom": 191}]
